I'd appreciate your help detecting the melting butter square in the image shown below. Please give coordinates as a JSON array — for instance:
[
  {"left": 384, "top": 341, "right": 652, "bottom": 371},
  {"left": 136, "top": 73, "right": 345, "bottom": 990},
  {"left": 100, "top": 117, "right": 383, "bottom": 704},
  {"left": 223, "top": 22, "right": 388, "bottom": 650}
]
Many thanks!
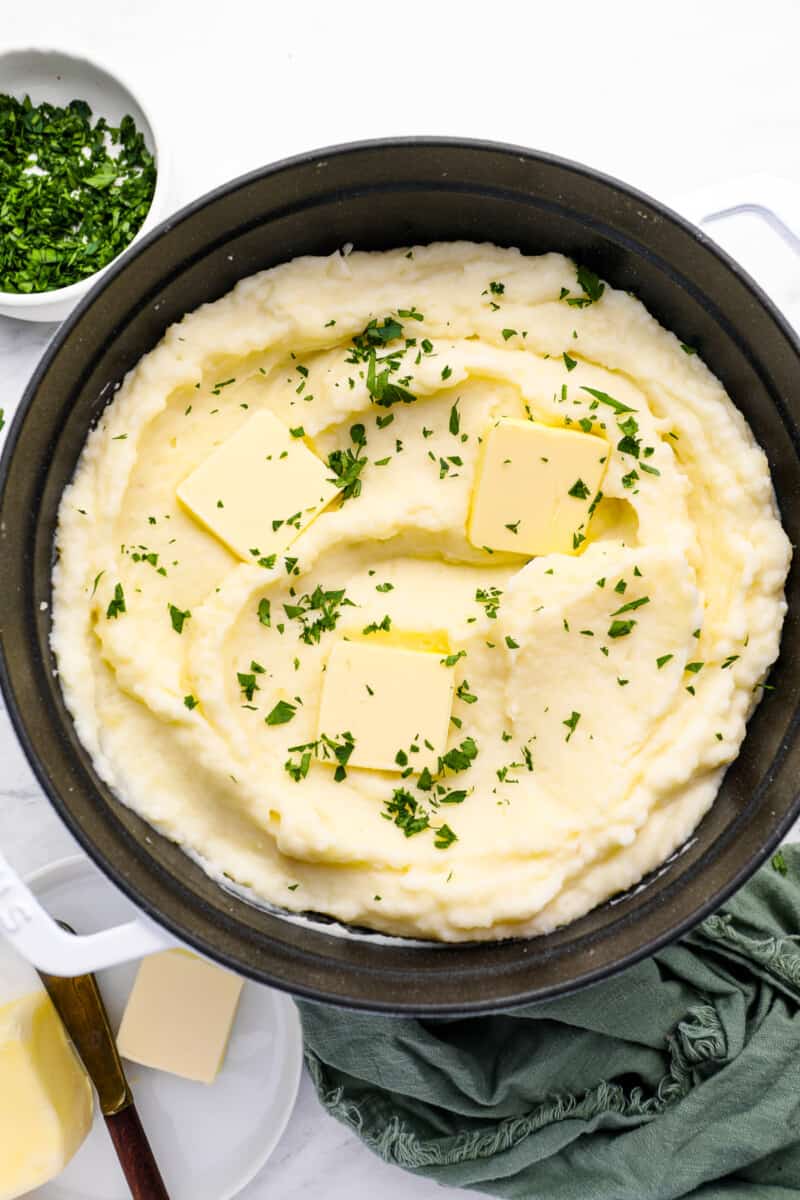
[
  {"left": 116, "top": 950, "right": 243, "bottom": 1084},
  {"left": 468, "top": 417, "right": 608, "bottom": 556},
  {"left": 317, "top": 640, "right": 456, "bottom": 771},
  {"left": 177, "top": 410, "right": 339, "bottom": 561}
]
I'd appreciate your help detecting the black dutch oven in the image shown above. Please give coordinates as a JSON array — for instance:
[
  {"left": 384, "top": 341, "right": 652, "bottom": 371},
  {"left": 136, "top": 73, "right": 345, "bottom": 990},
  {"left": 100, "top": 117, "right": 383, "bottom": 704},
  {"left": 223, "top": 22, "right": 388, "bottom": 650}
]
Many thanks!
[{"left": 1, "top": 139, "right": 799, "bottom": 1014}]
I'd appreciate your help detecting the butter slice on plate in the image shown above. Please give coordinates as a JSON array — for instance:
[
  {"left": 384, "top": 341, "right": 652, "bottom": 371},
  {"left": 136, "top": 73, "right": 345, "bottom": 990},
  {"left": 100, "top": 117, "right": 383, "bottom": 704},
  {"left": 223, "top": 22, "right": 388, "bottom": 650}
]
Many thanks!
[
  {"left": 468, "top": 417, "right": 608, "bottom": 556},
  {"left": 0, "top": 939, "right": 93, "bottom": 1198},
  {"left": 317, "top": 639, "right": 456, "bottom": 771},
  {"left": 177, "top": 410, "right": 339, "bottom": 561},
  {"left": 116, "top": 950, "right": 243, "bottom": 1085}
]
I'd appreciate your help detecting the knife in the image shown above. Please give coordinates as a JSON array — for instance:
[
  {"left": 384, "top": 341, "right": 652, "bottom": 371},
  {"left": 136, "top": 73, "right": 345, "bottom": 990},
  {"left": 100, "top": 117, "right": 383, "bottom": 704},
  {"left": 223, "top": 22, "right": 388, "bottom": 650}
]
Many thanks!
[{"left": 39, "top": 922, "right": 170, "bottom": 1200}]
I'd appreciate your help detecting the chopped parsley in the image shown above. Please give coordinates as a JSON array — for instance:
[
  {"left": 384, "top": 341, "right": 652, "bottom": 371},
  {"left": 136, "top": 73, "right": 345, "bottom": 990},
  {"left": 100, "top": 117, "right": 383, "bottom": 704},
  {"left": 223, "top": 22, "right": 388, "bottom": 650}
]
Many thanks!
[
  {"left": 568, "top": 478, "right": 590, "bottom": 499},
  {"left": 348, "top": 316, "right": 416, "bottom": 408},
  {"left": 438, "top": 737, "right": 479, "bottom": 774},
  {"left": 475, "top": 587, "right": 502, "bottom": 619},
  {"left": 656, "top": 654, "right": 673, "bottom": 669},
  {"left": 363, "top": 615, "right": 391, "bottom": 635},
  {"left": 284, "top": 585, "right": 354, "bottom": 644},
  {"left": 449, "top": 401, "right": 460, "bottom": 435},
  {"left": 327, "top": 423, "right": 367, "bottom": 501},
  {"left": 563, "top": 711, "right": 581, "bottom": 741},
  {"left": 257, "top": 598, "right": 271, "bottom": 627},
  {"left": 560, "top": 265, "right": 605, "bottom": 308},
  {"left": 106, "top": 583, "right": 126, "bottom": 619},
  {"left": 434, "top": 824, "right": 458, "bottom": 849},
  {"left": 285, "top": 731, "right": 355, "bottom": 782},
  {"left": 168, "top": 603, "right": 191, "bottom": 634},
  {"left": 611, "top": 596, "right": 650, "bottom": 616},
  {"left": 0, "top": 94, "right": 157, "bottom": 293},
  {"left": 563, "top": 352, "right": 577, "bottom": 372},
  {"left": 456, "top": 680, "right": 478, "bottom": 704},
  {"left": 383, "top": 788, "right": 430, "bottom": 838},
  {"left": 617, "top": 415, "right": 641, "bottom": 458},
  {"left": 237, "top": 672, "right": 260, "bottom": 702},
  {"left": 183, "top": 694, "right": 199, "bottom": 710},
  {"left": 265, "top": 699, "right": 297, "bottom": 726},
  {"left": 581, "top": 386, "right": 636, "bottom": 414}
]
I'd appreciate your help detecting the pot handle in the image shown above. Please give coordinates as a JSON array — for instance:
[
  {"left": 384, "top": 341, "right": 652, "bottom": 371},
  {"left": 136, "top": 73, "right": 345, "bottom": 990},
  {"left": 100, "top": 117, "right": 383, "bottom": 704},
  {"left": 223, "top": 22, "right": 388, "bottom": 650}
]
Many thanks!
[
  {"left": 0, "top": 847, "right": 173, "bottom": 975},
  {"left": 674, "top": 172, "right": 800, "bottom": 248},
  {"left": 673, "top": 174, "right": 800, "bottom": 332}
]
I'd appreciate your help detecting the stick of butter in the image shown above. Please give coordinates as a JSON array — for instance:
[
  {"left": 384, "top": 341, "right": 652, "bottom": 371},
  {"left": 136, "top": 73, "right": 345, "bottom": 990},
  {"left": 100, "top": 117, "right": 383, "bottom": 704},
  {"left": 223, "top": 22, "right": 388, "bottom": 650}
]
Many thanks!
[
  {"left": 0, "top": 939, "right": 93, "bottom": 1200},
  {"left": 116, "top": 950, "right": 243, "bottom": 1084},
  {"left": 468, "top": 417, "right": 608, "bottom": 556},
  {"left": 177, "top": 410, "right": 339, "bottom": 561},
  {"left": 317, "top": 639, "right": 456, "bottom": 771}
]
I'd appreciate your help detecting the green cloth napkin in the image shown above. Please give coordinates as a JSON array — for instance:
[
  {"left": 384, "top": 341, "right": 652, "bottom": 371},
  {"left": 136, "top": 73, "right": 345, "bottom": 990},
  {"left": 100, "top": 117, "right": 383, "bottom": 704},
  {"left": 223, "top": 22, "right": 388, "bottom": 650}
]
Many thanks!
[{"left": 299, "top": 846, "right": 800, "bottom": 1199}]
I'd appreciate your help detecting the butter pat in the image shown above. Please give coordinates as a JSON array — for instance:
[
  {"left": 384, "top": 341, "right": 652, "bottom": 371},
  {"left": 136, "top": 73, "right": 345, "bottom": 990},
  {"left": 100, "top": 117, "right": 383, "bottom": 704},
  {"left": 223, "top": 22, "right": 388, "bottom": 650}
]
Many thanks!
[
  {"left": 317, "top": 639, "right": 456, "bottom": 771},
  {"left": 177, "top": 410, "right": 339, "bottom": 561},
  {"left": 0, "top": 941, "right": 93, "bottom": 1200},
  {"left": 116, "top": 950, "right": 243, "bottom": 1084},
  {"left": 468, "top": 418, "right": 607, "bottom": 556}
]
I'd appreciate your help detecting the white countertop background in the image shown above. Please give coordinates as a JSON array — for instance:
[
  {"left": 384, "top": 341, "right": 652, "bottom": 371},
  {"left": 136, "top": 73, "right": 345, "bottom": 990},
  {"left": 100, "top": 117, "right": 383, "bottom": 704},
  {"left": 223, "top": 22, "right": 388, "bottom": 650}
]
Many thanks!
[{"left": 2, "top": 2, "right": 800, "bottom": 1196}]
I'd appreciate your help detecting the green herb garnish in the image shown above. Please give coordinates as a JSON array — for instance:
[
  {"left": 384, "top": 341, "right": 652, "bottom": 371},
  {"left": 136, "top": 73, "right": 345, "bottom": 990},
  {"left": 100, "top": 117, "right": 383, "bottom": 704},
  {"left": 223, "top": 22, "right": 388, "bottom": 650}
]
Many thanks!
[
  {"left": 568, "top": 478, "right": 590, "bottom": 499},
  {"left": 563, "top": 711, "right": 581, "bottom": 741},
  {"left": 581, "top": 386, "right": 636, "bottom": 414},
  {"left": 106, "top": 583, "right": 126, "bottom": 619},
  {"left": 611, "top": 596, "right": 650, "bottom": 616},
  {"left": 0, "top": 94, "right": 156, "bottom": 293},
  {"left": 265, "top": 699, "right": 296, "bottom": 726},
  {"left": 168, "top": 603, "right": 191, "bottom": 634},
  {"left": 327, "top": 423, "right": 367, "bottom": 501},
  {"left": 284, "top": 584, "right": 354, "bottom": 644},
  {"left": 475, "top": 587, "right": 502, "bottom": 619},
  {"left": 363, "top": 615, "right": 391, "bottom": 635}
]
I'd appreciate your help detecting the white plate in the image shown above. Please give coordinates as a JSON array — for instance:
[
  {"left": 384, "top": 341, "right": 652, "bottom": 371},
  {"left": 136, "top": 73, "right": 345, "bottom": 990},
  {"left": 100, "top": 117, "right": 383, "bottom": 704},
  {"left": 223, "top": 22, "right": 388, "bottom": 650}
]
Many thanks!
[{"left": 24, "top": 855, "right": 303, "bottom": 1200}]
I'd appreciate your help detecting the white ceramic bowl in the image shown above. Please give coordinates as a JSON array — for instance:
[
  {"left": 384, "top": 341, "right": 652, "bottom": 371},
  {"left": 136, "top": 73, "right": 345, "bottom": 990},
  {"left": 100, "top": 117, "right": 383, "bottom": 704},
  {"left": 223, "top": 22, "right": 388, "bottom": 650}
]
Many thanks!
[{"left": 0, "top": 48, "right": 169, "bottom": 323}]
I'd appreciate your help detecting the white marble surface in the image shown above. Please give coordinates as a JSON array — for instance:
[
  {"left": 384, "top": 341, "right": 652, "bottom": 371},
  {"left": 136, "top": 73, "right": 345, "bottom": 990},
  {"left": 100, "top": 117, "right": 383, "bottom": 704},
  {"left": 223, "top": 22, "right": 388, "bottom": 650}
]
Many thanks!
[{"left": 2, "top": 2, "right": 800, "bottom": 1195}]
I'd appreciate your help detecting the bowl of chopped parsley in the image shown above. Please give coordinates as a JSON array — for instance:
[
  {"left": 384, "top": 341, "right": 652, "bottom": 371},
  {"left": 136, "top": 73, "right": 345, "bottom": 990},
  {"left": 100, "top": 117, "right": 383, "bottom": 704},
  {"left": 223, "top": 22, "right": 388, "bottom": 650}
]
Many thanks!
[{"left": 0, "top": 48, "right": 167, "bottom": 322}]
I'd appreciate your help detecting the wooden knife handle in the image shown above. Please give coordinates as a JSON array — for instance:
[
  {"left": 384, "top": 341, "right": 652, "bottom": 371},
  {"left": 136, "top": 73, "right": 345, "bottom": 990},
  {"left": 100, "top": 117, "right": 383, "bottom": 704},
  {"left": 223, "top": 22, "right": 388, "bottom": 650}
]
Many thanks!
[{"left": 104, "top": 1103, "right": 171, "bottom": 1199}]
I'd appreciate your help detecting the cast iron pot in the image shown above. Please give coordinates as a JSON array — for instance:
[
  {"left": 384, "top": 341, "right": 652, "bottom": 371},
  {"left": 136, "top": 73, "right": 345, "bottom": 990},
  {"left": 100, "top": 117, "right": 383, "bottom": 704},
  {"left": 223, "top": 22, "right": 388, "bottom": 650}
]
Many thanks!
[{"left": 2, "top": 139, "right": 799, "bottom": 1014}]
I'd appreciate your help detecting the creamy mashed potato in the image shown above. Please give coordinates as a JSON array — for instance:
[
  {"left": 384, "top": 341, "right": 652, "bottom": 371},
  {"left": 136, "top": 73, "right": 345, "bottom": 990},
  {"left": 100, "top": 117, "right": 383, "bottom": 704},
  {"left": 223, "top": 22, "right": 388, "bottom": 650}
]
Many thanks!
[{"left": 51, "top": 244, "right": 791, "bottom": 941}]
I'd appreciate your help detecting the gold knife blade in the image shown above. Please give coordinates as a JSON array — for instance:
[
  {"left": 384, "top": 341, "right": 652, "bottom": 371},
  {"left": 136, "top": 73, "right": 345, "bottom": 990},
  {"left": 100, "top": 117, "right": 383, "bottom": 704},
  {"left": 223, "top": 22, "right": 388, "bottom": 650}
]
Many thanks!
[{"left": 38, "top": 922, "right": 132, "bottom": 1117}]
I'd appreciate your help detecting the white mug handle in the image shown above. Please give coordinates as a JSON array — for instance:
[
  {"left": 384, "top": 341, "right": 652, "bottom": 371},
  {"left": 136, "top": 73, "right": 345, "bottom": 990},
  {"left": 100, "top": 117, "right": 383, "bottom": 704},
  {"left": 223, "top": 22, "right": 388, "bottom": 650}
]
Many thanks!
[
  {"left": 672, "top": 172, "right": 800, "bottom": 329},
  {"left": 0, "top": 846, "right": 173, "bottom": 975}
]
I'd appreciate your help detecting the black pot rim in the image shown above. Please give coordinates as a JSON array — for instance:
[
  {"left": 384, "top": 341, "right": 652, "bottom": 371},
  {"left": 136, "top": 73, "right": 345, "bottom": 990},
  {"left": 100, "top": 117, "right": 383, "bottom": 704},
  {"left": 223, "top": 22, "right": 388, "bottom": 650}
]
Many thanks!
[{"left": 2, "top": 136, "right": 799, "bottom": 1014}]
